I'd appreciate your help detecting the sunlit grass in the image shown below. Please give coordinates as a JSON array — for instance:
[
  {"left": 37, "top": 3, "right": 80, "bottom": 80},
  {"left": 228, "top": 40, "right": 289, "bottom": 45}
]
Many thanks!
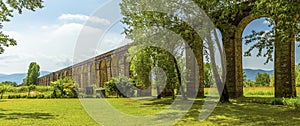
[
  {"left": 204, "top": 87, "right": 300, "bottom": 97},
  {"left": 1, "top": 97, "right": 300, "bottom": 126},
  {"left": 0, "top": 99, "right": 98, "bottom": 126}
]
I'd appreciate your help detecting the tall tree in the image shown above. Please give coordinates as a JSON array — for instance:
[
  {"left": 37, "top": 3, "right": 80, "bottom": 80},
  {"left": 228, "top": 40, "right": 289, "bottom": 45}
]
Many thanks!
[
  {"left": 0, "top": 0, "right": 43, "bottom": 54},
  {"left": 120, "top": 0, "right": 228, "bottom": 102},
  {"left": 24, "top": 62, "right": 40, "bottom": 85}
]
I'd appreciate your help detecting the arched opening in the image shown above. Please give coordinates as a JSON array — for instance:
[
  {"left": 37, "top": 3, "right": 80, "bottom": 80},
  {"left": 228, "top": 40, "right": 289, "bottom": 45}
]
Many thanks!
[
  {"left": 241, "top": 17, "right": 275, "bottom": 97},
  {"left": 203, "top": 28, "right": 223, "bottom": 97},
  {"left": 90, "top": 63, "right": 97, "bottom": 86},
  {"left": 99, "top": 60, "right": 108, "bottom": 88}
]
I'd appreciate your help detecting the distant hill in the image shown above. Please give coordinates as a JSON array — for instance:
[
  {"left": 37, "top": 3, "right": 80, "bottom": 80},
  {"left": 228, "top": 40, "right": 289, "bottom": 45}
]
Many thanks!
[
  {"left": 244, "top": 69, "right": 273, "bottom": 81},
  {"left": 0, "top": 71, "right": 51, "bottom": 84}
]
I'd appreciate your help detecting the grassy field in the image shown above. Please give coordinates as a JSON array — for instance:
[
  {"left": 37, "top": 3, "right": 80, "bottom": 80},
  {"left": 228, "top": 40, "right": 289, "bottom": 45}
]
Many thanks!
[
  {"left": 0, "top": 99, "right": 98, "bottom": 126},
  {"left": 1, "top": 97, "right": 300, "bottom": 126},
  {"left": 204, "top": 87, "right": 300, "bottom": 97}
]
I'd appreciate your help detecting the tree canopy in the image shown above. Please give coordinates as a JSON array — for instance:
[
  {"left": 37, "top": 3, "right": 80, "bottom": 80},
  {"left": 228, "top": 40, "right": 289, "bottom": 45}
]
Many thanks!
[
  {"left": 120, "top": 0, "right": 299, "bottom": 102},
  {"left": 24, "top": 62, "right": 40, "bottom": 85},
  {"left": 0, "top": 0, "right": 43, "bottom": 54}
]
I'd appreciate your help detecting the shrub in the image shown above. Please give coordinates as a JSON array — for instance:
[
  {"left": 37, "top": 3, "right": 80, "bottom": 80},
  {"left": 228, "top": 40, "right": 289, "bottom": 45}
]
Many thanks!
[
  {"left": 0, "top": 84, "right": 13, "bottom": 99},
  {"left": 272, "top": 98, "right": 284, "bottom": 105},
  {"left": 104, "top": 76, "right": 135, "bottom": 98},
  {"left": 15, "top": 86, "right": 29, "bottom": 93},
  {"left": 51, "top": 77, "right": 78, "bottom": 98}
]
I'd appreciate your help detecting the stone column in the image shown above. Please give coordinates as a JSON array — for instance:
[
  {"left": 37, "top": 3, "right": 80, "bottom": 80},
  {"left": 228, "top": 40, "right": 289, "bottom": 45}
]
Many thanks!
[
  {"left": 124, "top": 56, "right": 130, "bottom": 77},
  {"left": 106, "top": 59, "right": 112, "bottom": 81},
  {"left": 87, "top": 64, "right": 91, "bottom": 86},
  {"left": 274, "top": 28, "right": 296, "bottom": 98},
  {"left": 222, "top": 29, "right": 243, "bottom": 98}
]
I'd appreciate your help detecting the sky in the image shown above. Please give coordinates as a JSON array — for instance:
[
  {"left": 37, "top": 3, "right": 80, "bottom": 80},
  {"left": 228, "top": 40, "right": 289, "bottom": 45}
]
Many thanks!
[{"left": 0, "top": 0, "right": 299, "bottom": 74}]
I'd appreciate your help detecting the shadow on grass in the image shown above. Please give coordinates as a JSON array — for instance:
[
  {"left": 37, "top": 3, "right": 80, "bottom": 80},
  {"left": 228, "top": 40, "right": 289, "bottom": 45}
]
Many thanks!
[
  {"left": 177, "top": 97, "right": 300, "bottom": 125},
  {"left": 0, "top": 112, "right": 57, "bottom": 120}
]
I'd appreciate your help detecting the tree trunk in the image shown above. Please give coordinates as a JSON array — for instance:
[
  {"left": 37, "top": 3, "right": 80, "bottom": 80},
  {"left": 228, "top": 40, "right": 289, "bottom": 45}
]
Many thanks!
[
  {"left": 157, "top": 85, "right": 161, "bottom": 99},
  {"left": 173, "top": 57, "right": 187, "bottom": 100},
  {"left": 207, "top": 30, "right": 230, "bottom": 103}
]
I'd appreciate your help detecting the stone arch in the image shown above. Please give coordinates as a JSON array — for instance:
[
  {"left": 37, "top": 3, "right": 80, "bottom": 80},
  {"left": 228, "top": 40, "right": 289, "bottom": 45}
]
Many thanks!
[
  {"left": 238, "top": 16, "right": 275, "bottom": 94},
  {"left": 234, "top": 15, "right": 296, "bottom": 98},
  {"left": 90, "top": 63, "right": 97, "bottom": 85},
  {"left": 99, "top": 60, "right": 108, "bottom": 87}
]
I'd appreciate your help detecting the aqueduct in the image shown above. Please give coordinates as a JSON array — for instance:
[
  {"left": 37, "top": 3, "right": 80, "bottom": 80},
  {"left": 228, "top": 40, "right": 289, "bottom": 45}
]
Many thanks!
[{"left": 38, "top": 1, "right": 298, "bottom": 98}]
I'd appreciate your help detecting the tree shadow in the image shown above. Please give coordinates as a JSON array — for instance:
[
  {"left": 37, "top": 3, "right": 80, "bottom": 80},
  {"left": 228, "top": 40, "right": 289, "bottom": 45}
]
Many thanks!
[
  {"left": 177, "top": 97, "right": 300, "bottom": 125},
  {"left": 0, "top": 112, "right": 57, "bottom": 120}
]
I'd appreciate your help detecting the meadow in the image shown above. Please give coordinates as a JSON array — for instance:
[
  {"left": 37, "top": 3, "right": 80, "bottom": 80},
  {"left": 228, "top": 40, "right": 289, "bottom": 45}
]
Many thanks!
[
  {"left": 1, "top": 87, "right": 300, "bottom": 125},
  {"left": 1, "top": 97, "right": 300, "bottom": 126}
]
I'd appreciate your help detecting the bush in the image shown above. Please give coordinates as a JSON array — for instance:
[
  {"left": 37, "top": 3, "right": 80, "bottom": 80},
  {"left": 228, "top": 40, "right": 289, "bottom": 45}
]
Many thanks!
[
  {"left": 36, "top": 94, "right": 45, "bottom": 99},
  {"left": 51, "top": 77, "right": 78, "bottom": 98},
  {"left": 272, "top": 98, "right": 284, "bottom": 105},
  {"left": 104, "top": 76, "right": 135, "bottom": 98},
  {"left": 8, "top": 94, "right": 21, "bottom": 99},
  {"left": 282, "top": 98, "right": 300, "bottom": 110}
]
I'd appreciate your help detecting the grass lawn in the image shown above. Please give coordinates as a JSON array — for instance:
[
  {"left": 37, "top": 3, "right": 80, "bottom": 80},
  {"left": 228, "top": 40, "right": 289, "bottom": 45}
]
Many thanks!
[
  {"left": 0, "top": 99, "right": 98, "bottom": 126},
  {"left": 1, "top": 97, "right": 300, "bottom": 126}
]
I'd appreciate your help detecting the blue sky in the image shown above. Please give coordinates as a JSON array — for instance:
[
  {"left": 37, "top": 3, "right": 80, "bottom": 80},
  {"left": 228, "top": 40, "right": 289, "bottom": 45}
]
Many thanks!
[{"left": 0, "top": 0, "right": 299, "bottom": 74}]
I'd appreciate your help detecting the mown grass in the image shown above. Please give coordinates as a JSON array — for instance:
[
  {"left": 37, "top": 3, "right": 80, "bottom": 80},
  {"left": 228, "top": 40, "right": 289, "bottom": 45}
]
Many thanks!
[
  {"left": 0, "top": 99, "right": 98, "bottom": 126},
  {"left": 1, "top": 97, "right": 300, "bottom": 126},
  {"left": 1, "top": 87, "right": 300, "bottom": 125}
]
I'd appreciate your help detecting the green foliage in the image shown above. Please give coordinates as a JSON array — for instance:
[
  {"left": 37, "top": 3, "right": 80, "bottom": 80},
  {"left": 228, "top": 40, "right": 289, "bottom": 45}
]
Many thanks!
[
  {"left": 243, "top": 1, "right": 299, "bottom": 63},
  {"left": 255, "top": 72, "right": 270, "bottom": 87},
  {"left": 129, "top": 47, "right": 182, "bottom": 98},
  {"left": 0, "top": 83, "right": 12, "bottom": 99},
  {"left": 243, "top": 80, "right": 256, "bottom": 87},
  {"left": 296, "top": 64, "right": 300, "bottom": 86},
  {"left": 51, "top": 77, "right": 77, "bottom": 98},
  {"left": 24, "top": 62, "right": 40, "bottom": 85},
  {"left": 0, "top": 81, "right": 17, "bottom": 87},
  {"left": 27, "top": 84, "right": 36, "bottom": 96},
  {"left": 0, "top": 0, "right": 43, "bottom": 54},
  {"left": 104, "top": 76, "right": 135, "bottom": 98},
  {"left": 204, "top": 63, "right": 213, "bottom": 88}
]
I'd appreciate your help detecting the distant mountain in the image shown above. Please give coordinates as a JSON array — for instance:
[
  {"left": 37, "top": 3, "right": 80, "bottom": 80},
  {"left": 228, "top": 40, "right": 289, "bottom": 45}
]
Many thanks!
[
  {"left": 0, "top": 71, "right": 51, "bottom": 84},
  {"left": 244, "top": 69, "right": 273, "bottom": 81}
]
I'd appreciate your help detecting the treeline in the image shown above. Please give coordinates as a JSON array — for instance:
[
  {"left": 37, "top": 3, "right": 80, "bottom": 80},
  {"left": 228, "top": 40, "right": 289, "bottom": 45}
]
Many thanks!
[{"left": 242, "top": 64, "right": 300, "bottom": 87}]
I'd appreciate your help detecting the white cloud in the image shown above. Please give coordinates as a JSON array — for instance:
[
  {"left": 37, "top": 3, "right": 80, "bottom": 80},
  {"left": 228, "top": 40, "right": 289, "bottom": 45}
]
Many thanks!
[
  {"left": 0, "top": 22, "right": 105, "bottom": 74},
  {"left": 58, "top": 14, "right": 111, "bottom": 26},
  {"left": 263, "top": 20, "right": 271, "bottom": 25},
  {"left": 0, "top": 18, "right": 129, "bottom": 74}
]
